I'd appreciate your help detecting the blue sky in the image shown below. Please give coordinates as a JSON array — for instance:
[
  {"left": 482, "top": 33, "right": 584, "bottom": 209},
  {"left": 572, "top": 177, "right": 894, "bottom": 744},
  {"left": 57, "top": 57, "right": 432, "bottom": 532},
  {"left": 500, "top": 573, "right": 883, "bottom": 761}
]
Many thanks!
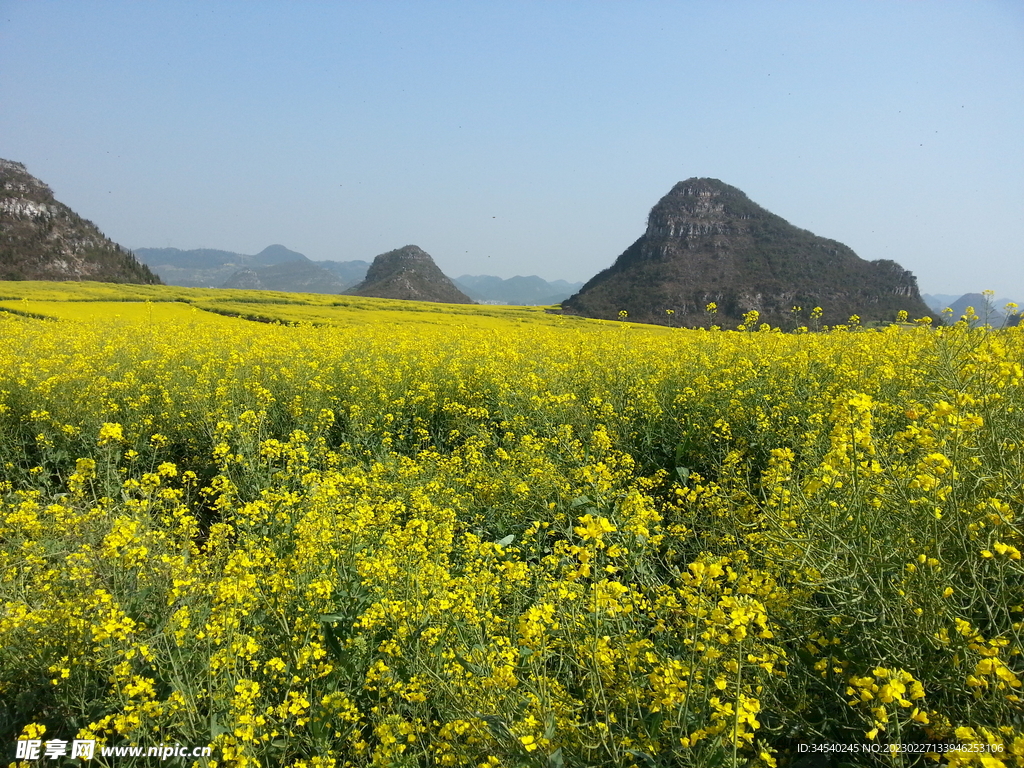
[{"left": 1, "top": 1, "right": 1022, "bottom": 300}]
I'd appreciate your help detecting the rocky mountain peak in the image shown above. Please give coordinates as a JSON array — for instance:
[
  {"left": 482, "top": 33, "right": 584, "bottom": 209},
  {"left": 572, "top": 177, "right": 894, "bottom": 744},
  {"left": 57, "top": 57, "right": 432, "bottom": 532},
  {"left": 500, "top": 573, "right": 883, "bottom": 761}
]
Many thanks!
[
  {"left": 348, "top": 245, "right": 473, "bottom": 304},
  {"left": 0, "top": 159, "right": 52, "bottom": 202},
  {"left": 364, "top": 245, "right": 432, "bottom": 277},
  {"left": 562, "top": 178, "right": 935, "bottom": 327},
  {"left": 0, "top": 159, "right": 160, "bottom": 284}
]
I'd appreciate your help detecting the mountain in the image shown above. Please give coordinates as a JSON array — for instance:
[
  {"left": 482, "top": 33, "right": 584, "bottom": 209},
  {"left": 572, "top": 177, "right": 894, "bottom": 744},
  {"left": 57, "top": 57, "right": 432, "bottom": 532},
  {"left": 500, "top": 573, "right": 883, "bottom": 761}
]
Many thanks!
[
  {"left": 136, "top": 247, "right": 255, "bottom": 271},
  {"left": 943, "top": 293, "right": 1019, "bottom": 326},
  {"left": 250, "top": 244, "right": 308, "bottom": 266},
  {"left": 134, "top": 244, "right": 310, "bottom": 287},
  {"left": 136, "top": 244, "right": 310, "bottom": 270},
  {"left": 0, "top": 159, "right": 159, "bottom": 284},
  {"left": 221, "top": 260, "right": 351, "bottom": 293},
  {"left": 347, "top": 245, "right": 473, "bottom": 304},
  {"left": 562, "top": 178, "right": 936, "bottom": 328},
  {"left": 135, "top": 245, "right": 369, "bottom": 292},
  {"left": 454, "top": 274, "right": 584, "bottom": 305},
  {"left": 922, "top": 292, "right": 1020, "bottom": 325},
  {"left": 921, "top": 294, "right": 963, "bottom": 313},
  {"left": 316, "top": 260, "right": 370, "bottom": 289}
]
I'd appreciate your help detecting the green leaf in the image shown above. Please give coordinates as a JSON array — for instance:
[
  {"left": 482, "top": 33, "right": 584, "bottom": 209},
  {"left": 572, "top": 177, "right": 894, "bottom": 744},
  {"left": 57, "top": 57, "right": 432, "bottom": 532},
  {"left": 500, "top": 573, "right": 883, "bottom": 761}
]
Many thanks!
[
  {"left": 210, "top": 713, "right": 228, "bottom": 739},
  {"left": 319, "top": 617, "right": 349, "bottom": 673},
  {"left": 453, "top": 652, "right": 487, "bottom": 677},
  {"left": 543, "top": 713, "right": 556, "bottom": 741},
  {"left": 674, "top": 442, "right": 686, "bottom": 464},
  {"left": 624, "top": 750, "right": 657, "bottom": 767},
  {"left": 476, "top": 713, "right": 514, "bottom": 741},
  {"left": 643, "top": 709, "right": 664, "bottom": 739}
]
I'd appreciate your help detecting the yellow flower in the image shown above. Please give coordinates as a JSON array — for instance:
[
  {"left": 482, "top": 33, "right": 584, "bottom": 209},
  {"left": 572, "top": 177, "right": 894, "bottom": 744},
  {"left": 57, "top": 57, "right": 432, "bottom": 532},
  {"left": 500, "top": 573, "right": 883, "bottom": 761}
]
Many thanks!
[
  {"left": 574, "top": 513, "right": 616, "bottom": 542},
  {"left": 97, "top": 422, "right": 124, "bottom": 445}
]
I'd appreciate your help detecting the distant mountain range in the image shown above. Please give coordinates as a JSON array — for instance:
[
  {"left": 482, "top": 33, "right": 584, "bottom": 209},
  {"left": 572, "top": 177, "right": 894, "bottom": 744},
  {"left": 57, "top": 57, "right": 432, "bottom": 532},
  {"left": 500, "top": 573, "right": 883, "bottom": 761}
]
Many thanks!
[
  {"left": 454, "top": 274, "right": 583, "bottom": 305},
  {"left": 922, "top": 293, "right": 1021, "bottom": 326},
  {"left": 1, "top": 159, "right": 159, "bottom": 284},
  {"left": 133, "top": 244, "right": 364, "bottom": 293},
  {"left": 135, "top": 245, "right": 580, "bottom": 304},
  {"left": 221, "top": 259, "right": 354, "bottom": 293}
]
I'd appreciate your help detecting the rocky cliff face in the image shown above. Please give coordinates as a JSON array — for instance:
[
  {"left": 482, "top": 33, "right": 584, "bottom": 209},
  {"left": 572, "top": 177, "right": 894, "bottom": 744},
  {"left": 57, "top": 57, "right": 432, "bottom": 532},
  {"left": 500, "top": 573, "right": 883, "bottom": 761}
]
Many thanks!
[
  {"left": 0, "top": 159, "right": 160, "bottom": 284},
  {"left": 562, "top": 179, "right": 935, "bottom": 327},
  {"left": 347, "top": 245, "right": 473, "bottom": 304}
]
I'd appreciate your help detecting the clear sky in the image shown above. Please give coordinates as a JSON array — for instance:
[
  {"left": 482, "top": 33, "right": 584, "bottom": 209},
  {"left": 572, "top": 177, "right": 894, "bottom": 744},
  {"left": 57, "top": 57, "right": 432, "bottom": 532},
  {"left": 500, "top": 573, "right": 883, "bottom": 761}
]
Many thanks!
[{"left": 2, "top": 1, "right": 1022, "bottom": 299}]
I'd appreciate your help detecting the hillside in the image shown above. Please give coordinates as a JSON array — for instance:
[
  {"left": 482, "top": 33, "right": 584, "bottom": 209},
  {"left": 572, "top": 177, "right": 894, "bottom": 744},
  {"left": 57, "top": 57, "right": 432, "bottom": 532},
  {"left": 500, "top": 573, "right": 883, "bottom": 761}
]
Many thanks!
[
  {"left": 347, "top": 245, "right": 473, "bottom": 304},
  {"left": 562, "top": 178, "right": 936, "bottom": 328},
  {"left": 0, "top": 159, "right": 160, "bottom": 284}
]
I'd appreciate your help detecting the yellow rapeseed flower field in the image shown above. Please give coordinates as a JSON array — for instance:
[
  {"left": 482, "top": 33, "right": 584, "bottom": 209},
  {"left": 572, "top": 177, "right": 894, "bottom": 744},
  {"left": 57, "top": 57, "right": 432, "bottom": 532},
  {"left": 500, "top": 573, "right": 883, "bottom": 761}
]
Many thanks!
[{"left": 1, "top": 282, "right": 1022, "bottom": 767}]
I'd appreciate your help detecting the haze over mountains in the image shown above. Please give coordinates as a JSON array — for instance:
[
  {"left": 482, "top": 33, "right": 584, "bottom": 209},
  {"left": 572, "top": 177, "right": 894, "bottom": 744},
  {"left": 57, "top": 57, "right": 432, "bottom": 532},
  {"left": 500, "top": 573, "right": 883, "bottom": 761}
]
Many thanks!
[
  {"left": 133, "top": 245, "right": 368, "bottom": 293},
  {"left": 922, "top": 293, "right": 1021, "bottom": 326},
  {"left": 454, "top": 274, "right": 583, "bottom": 305},
  {"left": 134, "top": 244, "right": 580, "bottom": 304}
]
